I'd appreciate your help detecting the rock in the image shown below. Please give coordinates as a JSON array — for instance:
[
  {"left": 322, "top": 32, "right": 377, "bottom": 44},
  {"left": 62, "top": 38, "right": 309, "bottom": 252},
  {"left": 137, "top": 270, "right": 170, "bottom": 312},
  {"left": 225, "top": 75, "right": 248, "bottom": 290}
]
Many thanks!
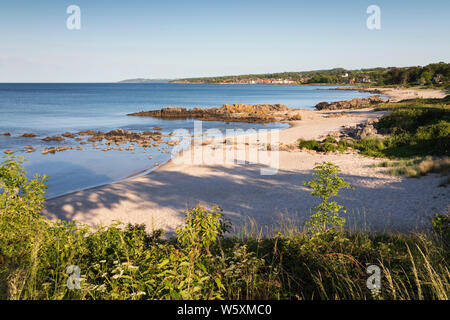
[
  {"left": 315, "top": 102, "right": 330, "bottom": 110},
  {"left": 56, "top": 146, "right": 72, "bottom": 152},
  {"left": 62, "top": 132, "right": 75, "bottom": 138},
  {"left": 315, "top": 96, "right": 384, "bottom": 110},
  {"left": 87, "top": 134, "right": 104, "bottom": 142},
  {"left": 42, "top": 146, "right": 71, "bottom": 154},
  {"left": 22, "top": 133, "right": 37, "bottom": 138},
  {"left": 24, "top": 145, "right": 35, "bottom": 153},
  {"left": 42, "top": 136, "right": 64, "bottom": 142},
  {"left": 128, "top": 104, "right": 291, "bottom": 123},
  {"left": 153, "top": 126, "right": 162, "bottom": 130},
  {"left": 41, "top": 147, "right": 56, "bottom": 155},
  {"left": 77, "top": 130, "right": 98, "bottom": 136},
  {"left": 355, "top": 124, "right": 378, "bottom": 139},
  {"left": 3, "top": 150, "right": 14, "bottom": 154}
]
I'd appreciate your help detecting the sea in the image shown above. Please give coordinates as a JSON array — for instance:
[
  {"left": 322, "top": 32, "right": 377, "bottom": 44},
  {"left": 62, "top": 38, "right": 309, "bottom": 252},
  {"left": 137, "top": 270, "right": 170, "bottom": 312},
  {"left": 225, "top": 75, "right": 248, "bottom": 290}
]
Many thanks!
[{"left": 0, "top": 83, "right": 378, "bottom": 198}]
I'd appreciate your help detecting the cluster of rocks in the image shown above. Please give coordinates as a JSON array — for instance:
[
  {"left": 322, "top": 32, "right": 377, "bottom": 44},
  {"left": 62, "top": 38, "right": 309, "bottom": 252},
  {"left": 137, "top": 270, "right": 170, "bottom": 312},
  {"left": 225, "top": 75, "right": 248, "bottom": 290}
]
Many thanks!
[
  {"left": 328, "top": 120, "right": 385, "bottom": 141},
  {"left": 77, "top": 129, "right": 165, "bottom": 147},
  {"left": 42, "top": 136, "right": 65, "bottom": 142},
  {"left": 2, "top": 127, "right": 177, "bottom": 156},
  {"left": 128, "top": 104, "right": 294, "bottom": 123},
  {"left": 41, "top": 146, "right": 73, "bottom": 155},
  {"left": 315, "top": 96, "right": 384, "bottom": 111}
]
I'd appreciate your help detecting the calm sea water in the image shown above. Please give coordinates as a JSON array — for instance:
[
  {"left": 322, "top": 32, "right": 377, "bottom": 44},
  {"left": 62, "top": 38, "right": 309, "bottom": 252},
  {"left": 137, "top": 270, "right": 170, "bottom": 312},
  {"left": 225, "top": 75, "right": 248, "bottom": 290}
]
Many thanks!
[{"left": 0, "top": 83, "right": 377, "bottom": 198}]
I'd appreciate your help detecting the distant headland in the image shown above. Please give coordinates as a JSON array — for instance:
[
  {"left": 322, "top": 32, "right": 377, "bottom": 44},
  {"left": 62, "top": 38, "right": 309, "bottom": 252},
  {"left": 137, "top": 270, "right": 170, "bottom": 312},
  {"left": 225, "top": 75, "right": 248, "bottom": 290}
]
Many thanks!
[{"left": 117, "top": 78, "right": 172, "bottom": 83}]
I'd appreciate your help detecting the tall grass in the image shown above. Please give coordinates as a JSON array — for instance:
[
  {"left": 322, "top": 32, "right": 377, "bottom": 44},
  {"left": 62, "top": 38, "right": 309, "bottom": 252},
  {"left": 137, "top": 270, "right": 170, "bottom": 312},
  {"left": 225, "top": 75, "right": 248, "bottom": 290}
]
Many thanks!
[{"left": 1, "top": 157, "right": 449, "bottom": 300}]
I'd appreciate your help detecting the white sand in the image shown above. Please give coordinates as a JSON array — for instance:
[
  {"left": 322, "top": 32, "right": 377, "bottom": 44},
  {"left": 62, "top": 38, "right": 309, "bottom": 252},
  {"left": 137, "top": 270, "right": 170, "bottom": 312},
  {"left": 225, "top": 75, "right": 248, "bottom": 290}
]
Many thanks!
[
  {"left": 43, "top": 107, "right": 449, "bottom": 234},
  {"left": 363, "top": 87, "right": 447, "bottom": 102}
]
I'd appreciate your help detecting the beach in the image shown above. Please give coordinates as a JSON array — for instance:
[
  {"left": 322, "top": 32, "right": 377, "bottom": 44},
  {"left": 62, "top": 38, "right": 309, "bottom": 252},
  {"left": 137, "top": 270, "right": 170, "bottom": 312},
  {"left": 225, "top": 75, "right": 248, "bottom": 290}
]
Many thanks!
[
  {"left": 43, "top": 87, "right": 449, "bottom": 234},
  {"left": 332, "top": 86, "right": 448, "bottom": 102}
]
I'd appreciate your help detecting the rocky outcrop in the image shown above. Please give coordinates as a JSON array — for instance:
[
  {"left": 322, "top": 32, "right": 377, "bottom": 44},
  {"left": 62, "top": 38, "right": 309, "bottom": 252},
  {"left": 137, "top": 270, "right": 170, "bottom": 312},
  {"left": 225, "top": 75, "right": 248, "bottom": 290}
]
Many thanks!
[
  {"left": 340, "top": 121, "right": 384, "bottom": 140},
  {"left": 315, "top": 96, "right": 384, "bottom": 110},
  {"left": 42, "top": 136, "right": 64, "bottom": 142},
  {"left": 128, "top": 104, "right": 292, "bottom": 123},
  {"left": 1, "top": 133, "right": 11, "bottom": 136},
  {"left": 72, "top": 129, "right": 163, "bottom": 146},
  {"left": 22, "top": 133, "right": 37, "bottom": 138},
  {"left": 41, "top": 146, "right": 73, "bottom": 155},
  {"left": 62, "top": 132, "right": 75, "bottom": 138}
]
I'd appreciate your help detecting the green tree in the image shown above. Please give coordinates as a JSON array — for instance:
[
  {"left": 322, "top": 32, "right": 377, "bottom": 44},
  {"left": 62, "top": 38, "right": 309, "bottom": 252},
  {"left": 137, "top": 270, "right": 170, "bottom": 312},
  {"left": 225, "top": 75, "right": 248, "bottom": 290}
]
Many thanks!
[{"left": 302, "top": 162, "right": 353, "bottom": 232}]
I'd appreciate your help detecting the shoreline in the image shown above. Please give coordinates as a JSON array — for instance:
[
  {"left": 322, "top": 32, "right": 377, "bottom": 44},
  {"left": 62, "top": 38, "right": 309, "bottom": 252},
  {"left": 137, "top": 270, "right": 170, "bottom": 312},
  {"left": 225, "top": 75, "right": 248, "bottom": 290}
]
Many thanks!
[
  {"left": 42, "top": 87, "right": 448, "bottom": 234},
  {"left": 328, "top": 86, "right": 447, "bottom": 102}
]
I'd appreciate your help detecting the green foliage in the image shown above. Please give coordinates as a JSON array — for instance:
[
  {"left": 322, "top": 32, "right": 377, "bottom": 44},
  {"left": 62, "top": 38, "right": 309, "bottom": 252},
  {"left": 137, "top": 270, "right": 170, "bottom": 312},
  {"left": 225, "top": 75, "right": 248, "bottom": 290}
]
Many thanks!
[
  {"left": 432, "top": 212, "right": 450, "bottom": 247},
  {"left": 353, "top": 137, "right": 386, "bottom": 157},
  {"left": 298, "top": 138, "right": 351, "bottom": 153},
  {"left": 302, "top": 162, "right": 353, "bottom": 231},
  {"left": 298, "top": 139, "right": 319, "bottom": 150},
  {"left": 176, "top": 205, "right": 230, "bottom": 254},
  {"left": 173, "top": 62, "right": 450, "bottom": 87},
  {"left": 355, "top": 99, "right": 450, "bottom": 158},
  {"left": 1, "top": 158, "right": 449, "bottom": 300}
]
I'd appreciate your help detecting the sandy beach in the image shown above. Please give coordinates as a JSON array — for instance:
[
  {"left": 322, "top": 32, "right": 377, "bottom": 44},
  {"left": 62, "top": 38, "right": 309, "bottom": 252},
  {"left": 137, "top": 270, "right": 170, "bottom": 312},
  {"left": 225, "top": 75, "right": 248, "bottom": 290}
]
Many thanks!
[
  {"left": 337, "top": 86, "right": 448, "bottom": 102},
  {"left": 43, "top": 87, "right": 449, "bottom": 234}
]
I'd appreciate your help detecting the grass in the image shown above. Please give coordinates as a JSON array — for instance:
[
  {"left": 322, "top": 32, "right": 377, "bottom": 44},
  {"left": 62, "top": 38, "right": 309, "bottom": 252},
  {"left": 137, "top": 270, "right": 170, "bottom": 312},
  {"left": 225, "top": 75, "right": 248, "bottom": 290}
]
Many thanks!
[
  {"left": 372, "top": 156, "right": 450, "bottom": 186},
  {"left": 2, "top": 208, "right": 449, "bottom": 300},
  {"left": 298, "top": 138, "right": 351, "bottom": 153},
  {"left": 1, "top": 157, "right": 449, "bottom": 300}
]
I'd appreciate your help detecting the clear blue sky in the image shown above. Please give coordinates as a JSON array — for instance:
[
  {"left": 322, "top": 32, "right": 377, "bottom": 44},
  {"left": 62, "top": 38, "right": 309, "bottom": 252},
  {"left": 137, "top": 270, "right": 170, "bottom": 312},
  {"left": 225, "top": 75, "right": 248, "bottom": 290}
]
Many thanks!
[{"left": 0, "top": 0, "right": 449, "bottom": 82}]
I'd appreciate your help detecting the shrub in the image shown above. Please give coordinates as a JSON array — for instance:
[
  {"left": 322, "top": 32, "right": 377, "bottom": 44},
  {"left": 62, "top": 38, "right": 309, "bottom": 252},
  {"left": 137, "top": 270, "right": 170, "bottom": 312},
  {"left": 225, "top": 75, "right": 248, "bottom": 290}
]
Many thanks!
[
  {"left": 298, "top": 139, "right": 319, "bottom": 150},
  {"left": 302, "top": 162, "right": 353, "bottom": 232},
  {"left": 353, "top": 137, "right": 385, "bottom": 157},
  {"left": 367, "top": 102, "right": 450, "bottom": 157},
  {"left": 432, "top": 212, "right": 450, "bottom": 247},
  {"left": 1, "top": 158, "right": 449, "bottom": 300},
  {"left": 176, "top": 205, "right": 230, "bottom": 254},
  {"left": 317, "top": 142, "right": 338, "bottom": 152}
]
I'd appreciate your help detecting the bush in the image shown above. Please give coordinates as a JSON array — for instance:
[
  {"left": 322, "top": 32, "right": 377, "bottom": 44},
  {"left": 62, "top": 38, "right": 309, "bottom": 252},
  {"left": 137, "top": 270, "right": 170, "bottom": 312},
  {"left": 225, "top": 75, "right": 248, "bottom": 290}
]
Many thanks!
[
  {"left": 317, "top": 142, "right": 338, "bottom": 152},
  {"left": 353, "top": 138, "right": 385, "bottom": 157},
  {"left": 302, "top": 162, "right": 353, "bottom": 231},
  {"left": 298, "top": 139, "right": 319, "bottom": 150},
  {"left": 366, "top": 102, "right": 450, "bottom": 157},
  {"left": 1, "top": 158, "right": 449, "bottom": 300}
]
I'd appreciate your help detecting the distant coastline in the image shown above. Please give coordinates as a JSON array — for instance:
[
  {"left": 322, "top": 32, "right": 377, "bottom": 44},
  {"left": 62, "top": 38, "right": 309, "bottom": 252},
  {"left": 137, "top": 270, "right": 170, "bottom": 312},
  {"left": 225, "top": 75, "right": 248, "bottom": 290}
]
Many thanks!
[{"left": 117, "top": 78, "right": 172, "bottom": 83}]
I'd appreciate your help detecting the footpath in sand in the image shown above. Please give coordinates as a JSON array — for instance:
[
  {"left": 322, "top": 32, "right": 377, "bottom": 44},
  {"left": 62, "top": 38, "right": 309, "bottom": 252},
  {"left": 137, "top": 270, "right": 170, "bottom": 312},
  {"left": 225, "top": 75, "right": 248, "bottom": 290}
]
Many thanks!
[{"left": 43, "top": 104, "right": 449, "bottom": 235}]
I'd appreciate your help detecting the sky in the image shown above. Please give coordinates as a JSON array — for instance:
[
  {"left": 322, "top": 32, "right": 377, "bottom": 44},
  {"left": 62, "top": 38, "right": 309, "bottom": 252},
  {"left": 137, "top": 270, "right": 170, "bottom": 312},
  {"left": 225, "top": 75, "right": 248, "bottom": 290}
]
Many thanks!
[{"left": 0, "top": 0, "right": 449, "bottom": 82}]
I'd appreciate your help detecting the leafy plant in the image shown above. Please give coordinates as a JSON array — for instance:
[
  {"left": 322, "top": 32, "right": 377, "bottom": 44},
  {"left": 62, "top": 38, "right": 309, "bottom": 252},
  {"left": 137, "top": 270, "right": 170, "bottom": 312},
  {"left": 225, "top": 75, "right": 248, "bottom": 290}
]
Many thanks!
[
  {"left": 176, "top": 205, "right": 231, "bottom": 254},
  {"left": 302, "top": 162, "right": 353, "bottom": 232}
]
